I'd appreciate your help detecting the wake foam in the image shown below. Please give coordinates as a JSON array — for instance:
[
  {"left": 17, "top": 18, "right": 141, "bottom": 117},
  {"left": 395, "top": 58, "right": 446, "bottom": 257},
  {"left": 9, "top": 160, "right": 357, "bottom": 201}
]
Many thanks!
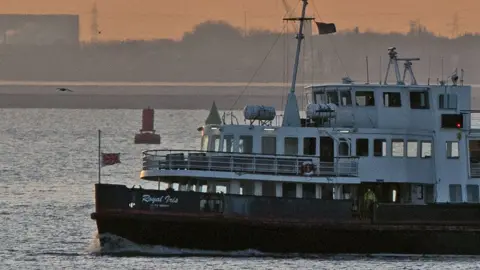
[{"left": 88, "top": 233, "right": 267, "bottom": 257}]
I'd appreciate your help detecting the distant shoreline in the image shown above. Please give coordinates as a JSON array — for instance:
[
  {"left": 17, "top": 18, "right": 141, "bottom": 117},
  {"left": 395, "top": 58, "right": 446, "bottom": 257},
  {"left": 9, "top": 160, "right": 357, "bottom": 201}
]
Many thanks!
[
  {"left": 0, "top": 80, "right": 290, "bottom": 87},
  {"left": 1, "top": 82, "right": 478, "bottom": 110}
]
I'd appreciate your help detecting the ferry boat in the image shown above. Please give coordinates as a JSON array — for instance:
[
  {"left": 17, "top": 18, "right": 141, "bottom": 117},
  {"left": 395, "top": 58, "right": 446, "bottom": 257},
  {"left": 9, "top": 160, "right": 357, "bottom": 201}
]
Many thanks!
[{"left": 91, "top": 0, "right": 480, "bottom": 255}]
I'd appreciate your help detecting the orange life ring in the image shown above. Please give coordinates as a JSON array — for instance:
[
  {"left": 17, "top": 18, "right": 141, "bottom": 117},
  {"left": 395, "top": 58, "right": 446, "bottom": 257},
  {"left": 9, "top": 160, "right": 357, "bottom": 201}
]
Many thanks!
[{"left": 301, "top": 162, "right": 314, "bottom": 176}]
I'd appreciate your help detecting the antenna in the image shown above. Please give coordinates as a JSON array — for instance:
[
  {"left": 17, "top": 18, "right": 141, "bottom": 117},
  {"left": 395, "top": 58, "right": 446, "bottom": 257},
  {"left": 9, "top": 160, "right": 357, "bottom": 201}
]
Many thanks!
[
  {"left": 365, "top": 56, "right": 370, "bottom": 84},
  {"left": 427, "top": 55, "right": 431, "bottom": 85},
  {"left": 91, "top": 0, "right": 99, "bottom": 43},
  {"left": 379, "top": 55, "right": 382, "bottom": 85},
  {"left": 441, "top": 56, "right": 444, "bottom": 84},
  {"left": 460, "top": 69, "right": 464, "bottom": 86}
]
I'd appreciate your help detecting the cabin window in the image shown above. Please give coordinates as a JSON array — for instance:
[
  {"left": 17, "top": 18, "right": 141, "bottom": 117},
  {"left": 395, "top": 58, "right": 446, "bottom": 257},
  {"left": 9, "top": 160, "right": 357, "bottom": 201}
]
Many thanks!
[
  {"left": 340, "top": 90, "right": 352, "bottom": 106},
  {"left": 284, "top": 137, "right": 298, "bottom": 155},
  {"left": 449, "top": 184, "right": 462, "bottom": 203},
  {"left": 211, "top": 135, "right": 221, "bottom": 151},
  {"left": 326, "top": 91, "right": 339, "bottom": 105},
  {"left": 410, "top": 91, "right": 429, "bottom": 109},
  {"left": 407, "top": 141, "right": 418, "bottom": 157},
  {"left": 201, "top": 135, "right": 209, "bottom": 151},
  {"left": 315, "top": 93, "right": 326, "bottom": 103},
  {"left": 446, "top": 141, "right": 459, "bottom": 159},
  {"left": 439, "top": 94, "right": 457, "bottom": 110},
  {"left": 239, "top": 135, "right": 253, "bottom": 154},
  {"left": 421, "top": 141, "right": 432, "bottom": 158},
  {"left": 355, "top": 91, "right": 375, "bottom": 106},
  {"left": 356, "top": 138, "right": 369, "bottom": 156},
  {"left": 222, "top": 135, "right": 234, "bottom": 152},
  {"left": 339, "top": 139, "right": 350, "bottom": 156},
  {"left": 261, "top": 136, "right": 277, "bottom": 155},
  {"left": 373, "top": 139, "right": 387, "bottom": 157},
  {"left": 467, "top": 185, "right": 480, "bottom": 203},
  {"left": 392, "top": 139, "right": 405, "bottom": 157},
  {"left": 303, "top": 137, "right": 316, "bottom": 155},
  {"left": 383, "top": 92, "right": 402, "bottom": 107}
]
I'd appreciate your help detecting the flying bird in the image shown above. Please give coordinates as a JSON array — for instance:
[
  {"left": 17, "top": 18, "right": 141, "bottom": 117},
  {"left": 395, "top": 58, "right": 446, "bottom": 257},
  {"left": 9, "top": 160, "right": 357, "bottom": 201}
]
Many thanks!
[{"left": 56, "top": 87, "right": 73, "bottom": 92}]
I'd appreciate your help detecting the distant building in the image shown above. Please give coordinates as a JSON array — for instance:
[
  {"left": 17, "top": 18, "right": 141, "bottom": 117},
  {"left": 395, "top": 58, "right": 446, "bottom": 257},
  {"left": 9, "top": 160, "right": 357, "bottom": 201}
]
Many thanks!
[{"left": 0, "top": 14, "right": 79, "bottom": 45}]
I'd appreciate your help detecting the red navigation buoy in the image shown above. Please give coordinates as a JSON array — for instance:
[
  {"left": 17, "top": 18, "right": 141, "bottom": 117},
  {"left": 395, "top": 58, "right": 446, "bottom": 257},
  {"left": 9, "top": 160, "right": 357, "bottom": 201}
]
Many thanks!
[{"left": 134, "top": 107, "right": 161, "bottom": 144}]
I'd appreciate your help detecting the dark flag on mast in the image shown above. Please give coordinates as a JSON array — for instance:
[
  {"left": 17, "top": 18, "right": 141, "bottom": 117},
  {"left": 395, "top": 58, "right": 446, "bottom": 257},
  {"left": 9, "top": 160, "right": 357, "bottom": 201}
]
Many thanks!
[{"left": 315, "top": 22, "right": 337, "bottom": 35}]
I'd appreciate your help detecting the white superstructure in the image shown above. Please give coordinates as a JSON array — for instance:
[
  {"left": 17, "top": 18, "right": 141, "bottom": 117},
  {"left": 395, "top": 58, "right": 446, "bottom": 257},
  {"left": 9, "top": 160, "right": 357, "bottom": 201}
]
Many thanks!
[{"left": 140, "top": 1, "right": 480, "bottom": 208}]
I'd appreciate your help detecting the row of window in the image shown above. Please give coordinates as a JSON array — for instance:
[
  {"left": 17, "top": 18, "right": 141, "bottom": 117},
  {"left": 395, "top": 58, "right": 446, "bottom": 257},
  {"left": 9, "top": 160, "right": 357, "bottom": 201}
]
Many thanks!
[
  {"left": 204, "top": 134, "right": 462, "bottom": 159},
  {"left": 450, "top": 184, "right": 480, "bottom": 203},
  {"left": 316, "top": 91, "right": 458, "bottom": 110}
]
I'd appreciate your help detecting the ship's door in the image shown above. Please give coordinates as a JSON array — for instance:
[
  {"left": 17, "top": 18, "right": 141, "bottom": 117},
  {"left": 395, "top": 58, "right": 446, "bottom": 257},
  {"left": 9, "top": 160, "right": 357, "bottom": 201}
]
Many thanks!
[{"left": 319, "top": 136, "right": 334, "bottom": 163}]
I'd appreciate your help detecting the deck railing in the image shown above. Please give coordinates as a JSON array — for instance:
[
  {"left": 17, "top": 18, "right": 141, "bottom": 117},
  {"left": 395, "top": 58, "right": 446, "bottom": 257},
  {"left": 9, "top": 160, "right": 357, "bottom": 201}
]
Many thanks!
[{"left": 142, "top": 150, "right": 359, "bottom": 177}]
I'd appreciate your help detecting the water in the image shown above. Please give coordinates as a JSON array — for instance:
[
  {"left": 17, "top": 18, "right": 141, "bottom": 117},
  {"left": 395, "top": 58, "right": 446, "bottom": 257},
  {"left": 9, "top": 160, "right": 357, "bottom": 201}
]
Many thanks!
[{"left": 1, "top": 108, "right": 480, "bottom": 269}]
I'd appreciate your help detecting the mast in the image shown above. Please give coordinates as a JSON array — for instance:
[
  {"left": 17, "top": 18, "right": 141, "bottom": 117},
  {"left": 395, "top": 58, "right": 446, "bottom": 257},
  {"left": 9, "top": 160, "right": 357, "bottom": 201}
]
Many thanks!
[{"left": 282, "top": 0, "right": 309, "bottom": 127}]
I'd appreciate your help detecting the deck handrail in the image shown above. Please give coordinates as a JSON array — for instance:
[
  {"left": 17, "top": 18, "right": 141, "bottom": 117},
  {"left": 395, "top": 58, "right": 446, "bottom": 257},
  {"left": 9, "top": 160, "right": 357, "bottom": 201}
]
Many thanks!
[{"left": 142, "top": 149, "right": 359, "bottom": 177}]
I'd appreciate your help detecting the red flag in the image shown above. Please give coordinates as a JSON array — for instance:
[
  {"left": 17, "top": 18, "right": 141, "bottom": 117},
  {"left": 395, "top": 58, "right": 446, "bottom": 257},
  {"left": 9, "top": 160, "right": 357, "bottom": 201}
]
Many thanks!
[{"left": 102, "top": 153, "right": 121, "bottom": 166}]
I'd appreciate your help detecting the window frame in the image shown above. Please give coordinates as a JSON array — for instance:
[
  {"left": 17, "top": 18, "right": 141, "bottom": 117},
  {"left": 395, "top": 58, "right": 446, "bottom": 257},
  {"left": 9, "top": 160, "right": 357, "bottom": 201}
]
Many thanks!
[
  {"left": 420, "top": 141, "right": 432, "bottom": 159},
  {"left": 355, "top": 91, "right": 375, "bottom": 107},
  {"left": 446, "top": 141, "right": 460, "bottom": 159},
  {"left": 406, "top": 140, "right": 419, "bottom": 158},
  {"left": 383, "top": 92, "right": 402, "bottom": 107},
  {"left": 391, "top": 139, "right": 405, "bottom": 157},
  {"left": 409, "top": 90, "right": 430, "bottom": 109},
  {"left": 373, "top": 138, "right": 387, "bottom": 157}
]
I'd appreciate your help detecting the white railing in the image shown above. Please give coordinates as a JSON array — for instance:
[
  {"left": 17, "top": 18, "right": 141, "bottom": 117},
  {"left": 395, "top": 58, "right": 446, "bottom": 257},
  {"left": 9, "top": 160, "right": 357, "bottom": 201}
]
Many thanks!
[{"left": 142, "top": 150, "right": 359, "bottom": 177}]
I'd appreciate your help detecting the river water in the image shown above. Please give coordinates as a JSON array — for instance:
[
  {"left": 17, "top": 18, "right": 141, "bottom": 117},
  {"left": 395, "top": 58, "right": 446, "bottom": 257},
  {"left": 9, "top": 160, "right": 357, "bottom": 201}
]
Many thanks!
[{"left": 1, "top": 108, "right": 480, "bottom": 269}]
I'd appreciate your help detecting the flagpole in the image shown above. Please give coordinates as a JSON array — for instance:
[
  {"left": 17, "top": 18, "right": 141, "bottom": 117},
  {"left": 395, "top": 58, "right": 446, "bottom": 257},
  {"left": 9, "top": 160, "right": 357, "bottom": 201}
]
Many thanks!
[{"left": 98, "top": 129, "right": 101, "bottom": 184}]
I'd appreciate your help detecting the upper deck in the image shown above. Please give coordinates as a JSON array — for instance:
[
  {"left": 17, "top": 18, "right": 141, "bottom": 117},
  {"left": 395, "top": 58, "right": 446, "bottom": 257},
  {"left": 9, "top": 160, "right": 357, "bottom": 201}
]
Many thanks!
[{"left": 303, "top": 82, "right": 471, "bottom": 130}]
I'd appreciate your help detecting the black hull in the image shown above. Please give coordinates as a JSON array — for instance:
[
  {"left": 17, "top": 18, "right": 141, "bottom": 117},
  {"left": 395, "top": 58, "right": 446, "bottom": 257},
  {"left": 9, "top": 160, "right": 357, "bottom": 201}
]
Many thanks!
[
  {"left": 92, "top": 183, "right": 480, "bottom": 255},
  {"left": 92, "top": 211, "right": 480, "bottom": 255}
]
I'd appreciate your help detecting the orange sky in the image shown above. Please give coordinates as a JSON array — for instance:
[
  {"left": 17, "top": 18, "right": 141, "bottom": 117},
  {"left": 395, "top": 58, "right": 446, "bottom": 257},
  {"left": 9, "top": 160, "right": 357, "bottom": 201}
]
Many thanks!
[{"left": 1, "top": 0, "right": 479, "bottom": 41}]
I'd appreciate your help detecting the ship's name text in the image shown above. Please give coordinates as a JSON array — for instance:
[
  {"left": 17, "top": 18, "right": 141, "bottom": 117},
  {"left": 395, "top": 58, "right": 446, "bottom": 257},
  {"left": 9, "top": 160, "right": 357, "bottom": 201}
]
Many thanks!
[{"left": 142, "top": 194, "right": 179, "bottom": 204}]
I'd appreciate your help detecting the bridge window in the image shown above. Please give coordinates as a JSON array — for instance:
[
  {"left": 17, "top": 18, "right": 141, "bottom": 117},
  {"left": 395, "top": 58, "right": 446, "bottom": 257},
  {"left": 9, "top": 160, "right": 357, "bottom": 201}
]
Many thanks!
[
  {"left": 340, "top": 90, "right": 352, "bottom": 106},
  {"left": 356, "top": 138, "right": 369, "bottom": 156},
  {"left": 284, "top": 137, "right": 298, "bottom": 155},
  {"left": 239, "top": 135, "right": 253, "bottom": 154},
  {"left": 339, "top": 139, "right": 349, "bottom": 156},
  {"left": 467, "top": 185, "right": 479, "bottom": 203},
  {"left": 439, "top": 94, "right": 457, "bottom": 110},
  {"left": 383, "top": 92, "right": 402, "bottom": 107},
  {"left": 410, "top": 91, "right": 429, "bottom": 109},
  {"left": 407, "top": 141, "right": 418, "bottom": 157},
  {"left": 446, "top": 141, "right": 459, "bottom": 159},
  {"left": 326, "top": 91, "right": 339, "bottom": 105},
  {"left": 303, "top": 137, "right": 317, "bottom": 155},
  {"left": 392, "top": 139, "right": 405, "bottom": 157},
  {"left": 262, "top": 136, "right": 277, "bottom": 155},
  {"left": 222, "top": 135, "right": 234, "bottom": 152},
  {"left": 355, "top": 91, "right": 375, "bottom": 106},
  {"left": 421, "top": 141, "right": 432, "bottom": 158},
  {"left": 373, "top": 139, "right": 387, "bottom": 157}
]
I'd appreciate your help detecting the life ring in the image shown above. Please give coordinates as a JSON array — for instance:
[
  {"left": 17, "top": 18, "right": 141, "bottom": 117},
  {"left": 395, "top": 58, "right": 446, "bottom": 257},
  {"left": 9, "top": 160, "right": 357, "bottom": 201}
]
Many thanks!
[{"left": 301, "top": 161, "right": 314, "bottom": 176}]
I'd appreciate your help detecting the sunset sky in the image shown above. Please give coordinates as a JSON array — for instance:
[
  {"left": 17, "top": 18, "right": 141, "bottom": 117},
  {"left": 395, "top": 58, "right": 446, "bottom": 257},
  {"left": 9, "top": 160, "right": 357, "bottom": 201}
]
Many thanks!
[{"left": 1, "top": 0, "right": 479, "bottom": 41}]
